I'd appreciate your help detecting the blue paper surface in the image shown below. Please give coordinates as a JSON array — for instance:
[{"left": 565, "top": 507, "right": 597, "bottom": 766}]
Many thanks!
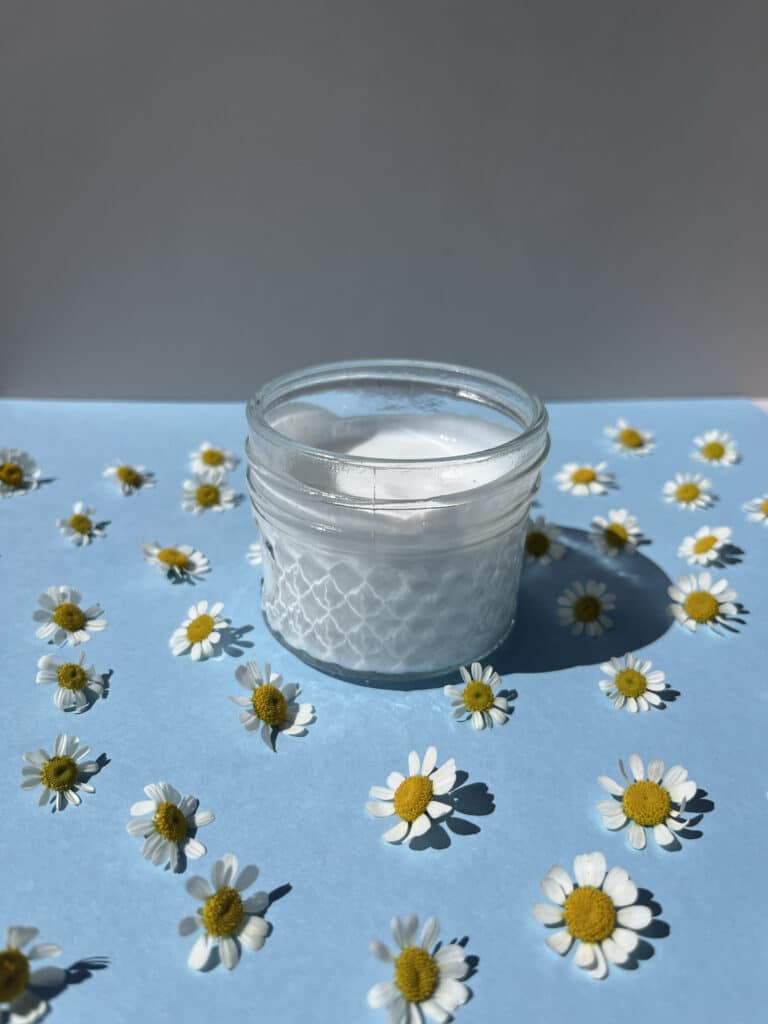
[{"left": 1, "top": 396, "right": 766, "bottom": 1023}]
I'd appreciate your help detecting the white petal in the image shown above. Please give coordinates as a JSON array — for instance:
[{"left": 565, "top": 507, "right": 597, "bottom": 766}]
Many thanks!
[
  {"left": 382, "top": 819, "right": 409, "bottom": 843},
  {"left": 545, "top": 865, "right": 573, "bottom": 895},
  {"left": 602, "top": 867, "right": 637, "bottom": 907},
  {"left": 368, "top": 981, "right": 398, "bottom": 1009},
  {"left": 219, "top": 936, "right": 240, "bottom": 970},
  {"left": 545, "top": 930, "right": 573, "bottom": 956},
  {"left": 187, "top": 933, "right": 212, "bottom": 970},
  {"left": 532, "top": 903, "right": 563, "bottom": 925},
  {"left": 628, "top": 822, "right": 647, "bottom": 850},
  {"left": 573, "top": 852, "right": 606, "bottom": 888},
  {"left": 186, "top": 876, "right": 211, "bottom": 900},
  {"left": 616, "top": 904, "right": 652, "bottom": 930},
  {"left": 421, "top": 746, "right": 437, "bottom": 775}
]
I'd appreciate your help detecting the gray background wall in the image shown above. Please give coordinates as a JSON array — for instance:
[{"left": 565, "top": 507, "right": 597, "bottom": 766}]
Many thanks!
[{"left": 2, "top": 0, "right": 766, "bottom": 402}]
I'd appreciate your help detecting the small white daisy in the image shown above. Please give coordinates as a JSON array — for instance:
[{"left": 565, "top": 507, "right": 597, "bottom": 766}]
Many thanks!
[
  {"left": 692, "top": 430, "right": 739, "bottom": 466},
  {"left": 55, "top": 502, "right": 106, "bottom": 546},
  {"left": 103, "top": 460, "right": 155, "bottom": 494},
  {"left": 743, "top": 494, "right": 768, "bottom": 526},
  {"left": 141, "top": 541, "right": 210, "bottom": 580},
  {"left": 678, "top": 525, "right": 732, "bottom": 565},
  {"left": 182, "top": 469, "right": 238, "bottom": 514},
  {"left": 598, "top": 653, "right": 667, "bottom": 713},
  {"left": 190, "top": 441, "right": 239, "bottom": 475},
  {"left": 366, "top": 747, "right": 455, "bottom": 844},
  {"left": 604, "top": 418, "right": 655, "bottom": 456},
  {"left": 36, "top": 652, "right": 105, "bottom": 712},
  {"left": 367, "top": 915, "right": 470, "bottom": 1023},
  {"left": 555, "top": 462, "right": 613, "bottom": 496},
  {"left": 662, "top": 472, "right": 715, "bottom": 510},
  {"left": 597, "top": 754, "right": 696, "bottom": 850},
  {"left": 0, "top": 448, "right": 41, "bottom": 497},
  {"left": 667, "top": 572, "right": 738, "bottom": 633},
  {"left": 126, "top": 781, "right": 214, "bottom": 871},
  {"left": 21, "top": 733, "right": 101, "bottom": 811},
  {"left": 179, "top": 853, "right": 270, "bottom": 971},
  {"left": 524, "top": 515, "right": 566, "bottom": 565},
  {"left": 33, "top": 586, "right": 107, "bottom": 646},
  {"left": 590, "top": 509, "right": 643, "bottom": 557},
  {"left": 170, "top": 600, "right": 228, "bottom": 660},
  {"left": 246, "top": 541, "right": 263, "bottom": 566},
  {"left": 444, "top": 662, "right": 509, "bottom": 730},
  {"left": 230, "top": 661, "right": 314, "bottom": 751},
  {"left": 0, "top": 925, "right": 64, "bottom": 1024},
  {"left": 557, "top": 580, "right": 615, "bottom": 637},
  {"left": 532, "top": 851, "right": 653, "bottom": 979}
]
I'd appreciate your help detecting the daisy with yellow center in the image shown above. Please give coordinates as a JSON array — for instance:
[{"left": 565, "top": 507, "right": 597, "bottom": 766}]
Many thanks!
[
  {"left": 663, "top": 472, "right": 716, "bottom": 510},
  {"left": 230, "top": 661, "right": 314, "bottom": 750},
  {"left": 0, "top": 925, "right": 64, "bottom": 1022},
  {"left": 667, "top": 572, "right": 738, "bottom": 633},
  {"left": 126, "top": 781, "right": 214, "bottom": 872},
  {"left": 190, "top": 441, "right": 239, "bottom": 475},
  {"left": 444, "top": 661, "right": 509, "bottom": 730},
  {"left": 367, "top": 914, "right": 470, "bottom": 1023},
  {"left": 557, "top": 580, "right": 615, "bottom": 637},
  {"left": 744, "top": 494, "right": 768, "bottom": 526},
  {"left": 33, "top": 586, "right": 107, "bottom": 646},
  {"left": 598, "top": 754, "right": 696, "bottom": 850},
  {"left": 603, "top": 418, "right": 655, "bottom": 456},
  {"left": 246, "top": 541, "right": 263, "bottom": 566},
  {"left": 590, "top": 509, "right": 643, "bottom": 557},
  {"left": 524, "top": 515, "right": 566, "bottom": 565},
  {"left": 20, "top": 733, "right": 101, "bottom": 812},
  {"left": 103, "top": 460, "right": 155, "bottom": 494},
  {"left": 532, "top": 851, "right": 653, "bottom": 979},
  {"left": 555, "top": 462, "right": 613, "bottom": 496},
  {"left": 55, "top": 501, "right": 106, "bottom": 546},
  {"left": 179, "top": 853, "right": 270, "bottom": 971},
  {"left": 692, "top": 429, "right": 739, "bottom": 466},
  {"left": 182, "top": 469, "right": 238, "bottom": 515},
  {"left": 678, "top": 525, "right": 732, "bottom": 566},
  {"left": 36, "top": 651, "right": 105, "bottom": 712},
  {"left": 141, "top": 541, "right": 210, "bottom": 581},
  {"left": 598, "top": 652, "right": 667, "bottom": 713},
  {"left": 366, "top": 747, "right": 456, "bottom": 844},
  {"left": 0, "top": 448, "right": 41, "bottom": 497},
  {"left": 170, "top": 600, "right": 228, "bottom": 660}
]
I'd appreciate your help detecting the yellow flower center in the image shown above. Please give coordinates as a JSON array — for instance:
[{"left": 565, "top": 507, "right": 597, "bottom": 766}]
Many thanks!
[
  {"left": 603, "top": 523, "right": 628, "bottom": 548},
  {"left": 201, "top": 887, "right": 244, "bottom": 937},
  {"left": 572, "top": 595, "right": 601, "bottom": 622},
  {"left": 68, "top": 513, "right": 93, "bottom": 535},
  {"left": 393, "top": 775, "right": 434, "bottom": 823},
  {"left": 157, "top": 547, "right": 190, "bottom": 569},
  {"left": 618, "top": 427, "right": 644, "bottom": 449},
  {"left": 201, "top": 448, "right": 224, "bottom": 466},
  {"left": 462, "top": 680, "right": 494, "bottom": 712},
  {"left": 394, "top": 946, "right": 438, "bottom": 1003},
  {"left": 0, "top": 948, "right": 30, "bottom": 1003},
  {"left": 571, "top": 467, "right": 596, "bottom": 484},
  {"left": 613, "top": 668, "right": 647, "bottom": 698},
  {"left": 195, "top": 484, "right": 220, "bottom": 508},
  {"left": 251, "top": 683, "right": 288, "bottom": 726},
  {"left": 622, "top": 779, "right": 671, "bottom": 826},
  {"left": 0, "top": 462, "right": 24, "bottom": 487},
  {"left": 187, "top": 614, "right": 215, "bottom": 643},
  {"left": 701, "top": 441, "right": 725, "bottom": 461},
  {"left": 761, "top": 499, "right": 768, "bottom": 516},
  {"left": 117, "top": 465, "right": 142, "bottom": 487},
  {"left": 563, "top": 886, "right": 616, "bottom": 943},
  {"left": 52, "top": 602, "right": 86, "bottom": 632},
  {"left": 525, "top": 530, "right": 550, "bottom": 557},
  {"left": 683, "top": 590, "right": 719, "bottom": 623},
  {"left": 675, "top": 482, "right": 700, "bottom": 503},
  {"left": 40, "top": 755, "right": 78, "bottom": 792},
  {"left": 153, "top": 801, "right": 189, "bottom": 843},
  {"left": 693, "top": 535, "right": 718, "bottom": 554},
  {"left": 57, "top": 662, "right": 88, "bottom": 691}
]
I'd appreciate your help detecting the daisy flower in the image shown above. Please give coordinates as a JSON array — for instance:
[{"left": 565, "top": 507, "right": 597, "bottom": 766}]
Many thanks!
[
  {"left": 179, "top": 853, "right": 270, "bottom": 971},
  {"left": 33, "top": 586, "right": 107, "bottom": 646},
  {"left": 743, "top": 494, "right": 768, "bottom": 526},
  {"left": 444, "top": 662, "right": 509, "bottom": 730},
  {"left": 692, "top": 430, "right": 739, "bottom": 466},
  {"left": 103, "top": 460, "right": 155, "bottom": 494},
  {"left": 0, "top": 448, "right": 41, "bottom": 497},
  {"left": 667, "top": 572, "right": 738, "bottom": 632},
  {"left": 246, "top": 541, "right": 263, "bottom": 566},
  {"left": 35, "top": 652, "right": 105, "bottom": 712},
  {"left": 590, "top": 509, "right": 643, "bottom": 557},
  {"left": 141, "top": 541, "right": 210, "bottom": 581},
  {"left": 532, "top": 851, "right": 653, "bottom": 979},
  {"left": 170, "top": 600, "right": 228, "bottom": 660},
  {"left": 190, "top": 441, "right": 239, "bottom": 475},
  {"left": 182, "top": 469, "right": 238, "bottom": 514},
  {"left": 230, "top": 661, "right": 314, "bottom": 750},
  {"left": 555, "top": 462, "right": 613, "bottom": 496},
  {"left": 604, "top": 418, "right": 655, "bottom": 456},
  {"left": 557, "top": 580, "right": 615, "bottom": 637},
  {"left": 21, "top": 733, "right": 101, "bottom": 811},
  {"left": 678, "top": 525, "right": 732, "bottom": 565},
  {"left": 366, "top": 747, "right": 455, "bottom": 844},
  {"left": 367, "top": 914, "right": 470, "bottom": 1023},
  {"left": 0, "top": 925, "right": 64, "bottom": 1024},
  {"left": 662, "top": 472, "right": 715, "bottom": 510},
  {"left": 126, "top": 781, "right": 214, "bottom": 871},
  {"left": 598, "top": 653, "right": 667, "bottom": 713},
  {"left": 55, "top": 502, "right": 106, "bottom": 546},
  {"left": 524, "top": 515, "right": 566, "bottom": 565},
  {"left": 597, "top": 754, "right": 696, "bottom": 850}
]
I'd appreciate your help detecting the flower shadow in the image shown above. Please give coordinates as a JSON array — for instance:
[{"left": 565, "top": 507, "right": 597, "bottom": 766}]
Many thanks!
[
  {"left": 0, "top": 957, "right": 110, "bottom": 1022},
  {"left": 618, "top": 890, "right": 670, "bottom": 970},
  {"left": 219, "top": 625, "right": 255, "bottom": 658},
  {"left": 197, "top": 884, "right": 291, "bottom": 973},
  {"left": 709, "top": 543, "right": 745, "bottom": 568},
  {"left": 409, "top": 771, "right": 495, "bottom": 852}
]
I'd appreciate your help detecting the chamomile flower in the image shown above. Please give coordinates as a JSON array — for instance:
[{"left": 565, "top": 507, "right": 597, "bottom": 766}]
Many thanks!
[
  {"left": 55, "top": 502, "right": 106, "bottom": 546},
  {"left": 662, "top": 472, "right": 715, "bottom": 510},
  {"left": 35, "top": 652, "right": 105, "bottom": 712},
  {"left": 678, "top": 525, "right": 732, "bottom": 565},
  {"left": 141, "top": 541, "right": 210, "bottom": 581},
  {"left": 367, "top": 915, "right": 470, "bottom": 1023},
  {"left": 21, "top": 733, "right": 101, "bottom": 811},
  {"left": 692, "top": 430, "right": 739, "bottom": 466},
  {"left": 33, "top": 586, "right": 107, "bottom": 646},
  {"left": 597, "top": 754, "right": 696, "bottom": 850},
  {"left": 532, "top": 851, "right": 653, "bottom": 979},
  {"left": 246, "top": 541, "right": 263, "bottom": 566},
  {"left": 170, "top": 600, "right": 228, "bottom": 660},
  {"left": 444, "top": 662, "right": 509, "bottom": 730},
  {"left": 604, "top": 418, "right": 655, "bottom": 456},
  {"left": 743, "top": 494, "right": 768, "bottom": 526},
  {"left": 0, "top": 448, "right": 41, "bottom": 497},
  {"left": 557, "top": 580, "right": 615, "bottom": 637},
  {"left": 190, "top": 441, "right": 239, "bottom": 475},
  {"left": 103, "top": 460, "right": 155, "bottom": 494},
  {"left": 126, "top": 781, "right": 214, "bottom": 872},
  {"left": 667, "top": 572, "right": 738, "bottom": 633},
  {"left": 367, "top": 747, "right": 455, "bottom": 844},
  {"left": 524, "top": 516, "right": 566, "bottom": 565},
  {"left": 590, "top": 509, "right": 643, "bottom": 557},
  {"left": 230, "top": 661, "right": 314, "bottom": 750},
  {"left": 598, "top": 653, "right": 667, "bottom": 713},
  {"left": 0, "top": 925, "right": 64, "bottom": 1024},
  {"left": 179, "top": 853, "right": 270, "bottom": 971},
  {"left": 182, "top": 469, "right": 238, "bottom": 514},
  {"left": 555, "top": 462, "right": 613, "bottom": 496}
]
